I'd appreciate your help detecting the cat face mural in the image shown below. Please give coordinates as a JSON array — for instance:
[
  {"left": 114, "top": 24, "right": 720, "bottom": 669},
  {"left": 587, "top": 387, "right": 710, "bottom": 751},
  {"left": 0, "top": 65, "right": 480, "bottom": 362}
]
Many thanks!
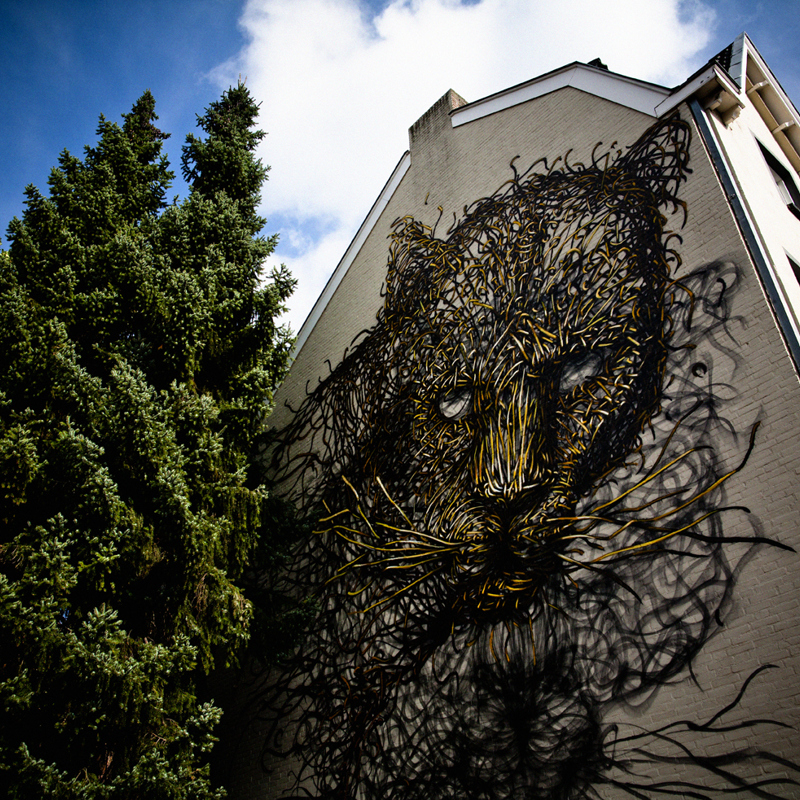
[
  {"left": 266, "top": 116, "right": 792, "bottom": 798},
  {"left": 378, "top": 127, "right": 680, "bottom": 624}
]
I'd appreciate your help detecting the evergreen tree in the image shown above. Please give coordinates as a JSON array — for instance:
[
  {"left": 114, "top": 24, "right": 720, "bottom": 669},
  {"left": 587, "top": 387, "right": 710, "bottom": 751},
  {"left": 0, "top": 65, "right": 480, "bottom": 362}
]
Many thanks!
[{"left": 0, "top": 85, "right": 297, "bottom": 798}]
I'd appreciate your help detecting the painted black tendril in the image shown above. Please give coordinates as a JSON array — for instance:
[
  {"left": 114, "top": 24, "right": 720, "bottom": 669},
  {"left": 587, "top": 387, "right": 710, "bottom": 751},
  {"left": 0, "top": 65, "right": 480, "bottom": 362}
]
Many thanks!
[{"left": 256, "top": 115, "right": 798, "bottom": 799}]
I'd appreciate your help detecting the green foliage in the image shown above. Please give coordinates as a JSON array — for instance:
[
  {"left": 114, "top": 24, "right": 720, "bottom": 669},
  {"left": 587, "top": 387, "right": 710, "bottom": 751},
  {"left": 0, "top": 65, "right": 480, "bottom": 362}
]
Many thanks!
[{"left": 0, "top": 86, "right": 297, "bottom": 798}]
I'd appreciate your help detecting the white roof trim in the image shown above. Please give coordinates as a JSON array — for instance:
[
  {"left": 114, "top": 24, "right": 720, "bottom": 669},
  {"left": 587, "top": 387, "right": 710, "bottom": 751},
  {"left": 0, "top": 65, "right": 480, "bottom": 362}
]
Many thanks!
[
  {"left": 452, "top": 64, "right": 670, "bottom": 127},
  {"left": 741, "top": 33, "right": 800, "bottom": 129},
  {"left": 291, "top": 151, "right": 411, "bottom": 359},
  {"left": 729, "top": 32, "right": 747, "bottom": 91},
  {"left": 734, "top": 33, "right": 800, "bottom": 171},
  {"left": 655, "top": 63, "right": 744, "bottom": 117}
]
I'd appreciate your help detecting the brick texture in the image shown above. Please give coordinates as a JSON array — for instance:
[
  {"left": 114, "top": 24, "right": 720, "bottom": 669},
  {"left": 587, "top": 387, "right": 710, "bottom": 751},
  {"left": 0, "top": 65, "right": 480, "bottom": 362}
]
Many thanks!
[{"left": 225, "top": 86, "right": 800, "bottom": 798}]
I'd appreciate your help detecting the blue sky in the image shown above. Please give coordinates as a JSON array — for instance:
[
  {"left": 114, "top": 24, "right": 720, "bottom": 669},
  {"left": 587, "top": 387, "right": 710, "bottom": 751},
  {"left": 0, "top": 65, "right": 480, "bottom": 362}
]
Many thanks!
[{"left": 2, "top": 0, "right": 798, "bottom": 330}]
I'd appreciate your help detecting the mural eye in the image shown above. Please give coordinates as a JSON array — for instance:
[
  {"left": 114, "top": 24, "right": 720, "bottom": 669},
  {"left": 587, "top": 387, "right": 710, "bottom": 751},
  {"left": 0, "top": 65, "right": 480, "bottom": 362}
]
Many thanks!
[
  {"left": 438, "top": 387, "right": 472, "bottom": 421},
  {"left": 559, "top": 352, "right": 604, "bottom": 395}
]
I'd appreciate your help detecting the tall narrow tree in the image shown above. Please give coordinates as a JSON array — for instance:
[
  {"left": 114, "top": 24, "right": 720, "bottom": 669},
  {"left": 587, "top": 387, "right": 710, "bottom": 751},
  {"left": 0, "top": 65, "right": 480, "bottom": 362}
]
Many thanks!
[{"left": 0, "top": 85, "right": 296, "bottom": 798}]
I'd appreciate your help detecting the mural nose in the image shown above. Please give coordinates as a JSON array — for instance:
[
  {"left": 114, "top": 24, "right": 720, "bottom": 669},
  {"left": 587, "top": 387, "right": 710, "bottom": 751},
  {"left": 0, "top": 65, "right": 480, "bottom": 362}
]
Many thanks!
[{"left": 471, "top": 382, "right": 555, "bottom": 501}]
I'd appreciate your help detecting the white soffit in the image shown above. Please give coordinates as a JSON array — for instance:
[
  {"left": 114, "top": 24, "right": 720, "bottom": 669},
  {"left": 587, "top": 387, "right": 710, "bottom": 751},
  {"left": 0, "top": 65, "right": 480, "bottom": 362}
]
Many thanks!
[
  {"left": 452, "top": 64, "right": 670, "bottom": 127},
  {"left": 292, "top": 151, "right": 411, "bottom": 358},
  {"left": 655, "top": 63, "right": 743, "bottom": 118},
  {"left": 741, "top": 33, "right": 800, "bottom": 170}
]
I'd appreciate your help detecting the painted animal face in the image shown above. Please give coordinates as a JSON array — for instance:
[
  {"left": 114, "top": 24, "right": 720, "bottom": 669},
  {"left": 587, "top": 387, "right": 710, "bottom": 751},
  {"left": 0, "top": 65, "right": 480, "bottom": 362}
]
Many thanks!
[
  {"left": 277, "top": 116, "right": 692, "bottom": 630},
  {"left": 374, "top": 119, "right": 687, "bottom": 622},
  {"left": 399, "top": 237, "right": 664, "bottom": 617}
]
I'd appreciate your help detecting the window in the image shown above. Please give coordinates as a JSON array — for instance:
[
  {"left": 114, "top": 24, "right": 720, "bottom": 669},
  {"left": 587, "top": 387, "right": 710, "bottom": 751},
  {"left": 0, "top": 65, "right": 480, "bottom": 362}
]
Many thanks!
[
  {"left": 758, "top": 140, "right": 800, "bottom": 221},
  {"left": 789, "top": 254, "right": 800, "bottom": 286}
]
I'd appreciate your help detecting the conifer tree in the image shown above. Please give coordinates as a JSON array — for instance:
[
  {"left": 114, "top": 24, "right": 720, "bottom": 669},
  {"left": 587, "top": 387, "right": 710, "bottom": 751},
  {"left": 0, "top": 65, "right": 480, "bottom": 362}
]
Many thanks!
[{"left": 0, "top": 85, "right": 296, "bottom": 798}]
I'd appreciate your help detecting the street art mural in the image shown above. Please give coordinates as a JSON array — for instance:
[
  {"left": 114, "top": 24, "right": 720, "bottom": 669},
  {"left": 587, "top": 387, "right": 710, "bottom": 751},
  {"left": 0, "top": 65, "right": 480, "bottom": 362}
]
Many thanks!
[{"left": 262, "top": 116, "right": 799, "bottom": 798}]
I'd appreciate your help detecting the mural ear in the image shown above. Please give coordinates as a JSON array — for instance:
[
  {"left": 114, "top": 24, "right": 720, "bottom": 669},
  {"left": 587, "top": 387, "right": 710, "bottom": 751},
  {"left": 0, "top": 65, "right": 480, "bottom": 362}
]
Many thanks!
[
  {"left": 384, "top": 218, "right": 451, "bottom": 329},
  {"left": 615, "top": 115, "right": 692, "bottom": 210}
]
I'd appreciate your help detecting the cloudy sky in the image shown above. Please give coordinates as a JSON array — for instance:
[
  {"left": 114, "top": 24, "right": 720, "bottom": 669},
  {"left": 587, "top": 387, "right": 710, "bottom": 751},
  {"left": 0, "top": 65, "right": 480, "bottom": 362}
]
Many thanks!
[{"left": 2, "top": 0, "right": 798, "bottom": 331}]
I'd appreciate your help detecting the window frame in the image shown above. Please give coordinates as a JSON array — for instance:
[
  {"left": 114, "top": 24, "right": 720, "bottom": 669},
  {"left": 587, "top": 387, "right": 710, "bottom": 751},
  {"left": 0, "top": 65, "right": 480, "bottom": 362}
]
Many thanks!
[{"left": 758, "top": 139, "right": 800, "bottom": 221}]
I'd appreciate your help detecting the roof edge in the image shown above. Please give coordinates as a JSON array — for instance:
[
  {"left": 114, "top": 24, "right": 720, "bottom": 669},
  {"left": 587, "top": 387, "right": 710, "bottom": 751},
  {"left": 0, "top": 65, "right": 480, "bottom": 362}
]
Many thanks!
[
  {"left": 291, "top": 151, "right": 411, "bottom": 360},
  {"left": 740, "top": 32, "right": 800, "bottom": 171},
  {"left": 656, "top": 63, "right": 743, "bottom": 118},
  {"left": 451, "top": 62, "right": 670, "bottom": 127}
]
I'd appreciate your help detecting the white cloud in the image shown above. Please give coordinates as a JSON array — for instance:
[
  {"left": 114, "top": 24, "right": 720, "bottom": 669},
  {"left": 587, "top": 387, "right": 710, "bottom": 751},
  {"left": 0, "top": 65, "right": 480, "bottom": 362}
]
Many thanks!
[{"left": 212, "top": 0, "right": 716, "bottom": 332}]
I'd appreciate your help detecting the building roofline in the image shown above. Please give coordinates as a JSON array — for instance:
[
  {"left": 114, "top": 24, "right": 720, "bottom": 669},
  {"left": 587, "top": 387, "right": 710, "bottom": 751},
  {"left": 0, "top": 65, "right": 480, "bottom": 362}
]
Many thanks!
[
  {"left": 288, "top": 34, "right": 800, "bottom": 363},
  {"left": 736, "top": 33, "right": 800, "bottom": 172},
  {"left": 451, "top": 61, "right": 671, "bottom": 126},
  {"left": 291, "top": 151, "right": 411, "bottom": 358},
  {"left": 741, "top": 33, "right": 799, "bottom": 116},
  {"left": 655, "top": 62, "right": 744, "bottom": 118}
]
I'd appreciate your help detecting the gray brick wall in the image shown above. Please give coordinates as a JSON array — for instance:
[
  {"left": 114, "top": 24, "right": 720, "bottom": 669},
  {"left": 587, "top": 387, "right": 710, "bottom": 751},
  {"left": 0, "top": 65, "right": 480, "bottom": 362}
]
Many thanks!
[{"left": 226, "top": 86, "right": 800, "bottom": 798}]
